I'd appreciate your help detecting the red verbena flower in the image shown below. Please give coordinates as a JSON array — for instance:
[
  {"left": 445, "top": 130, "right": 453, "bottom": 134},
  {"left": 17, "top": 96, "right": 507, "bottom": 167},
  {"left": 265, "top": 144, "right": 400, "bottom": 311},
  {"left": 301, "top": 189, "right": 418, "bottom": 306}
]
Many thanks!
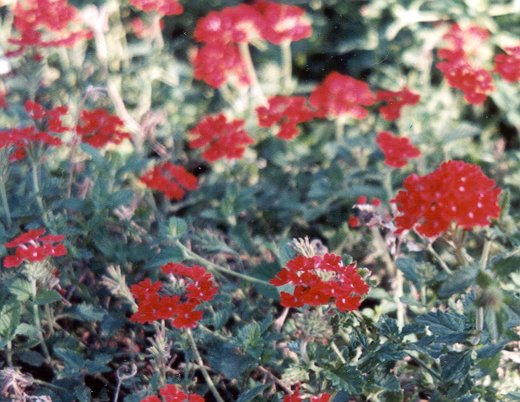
[
  {"left": 194, "top": 5, "right": 265, "bottom": 44},
  {"left": 254, "top": 0, "right": 312, "bottom": 44},
  {"left": 192, "top": 42, "right": 250, "bottom": 88},
  {"left": 376, "top": 131, "right": 420, "bottom": 168},
  {"left": 438, "top": 24, "right": 489, "bottom": 62},
  {"left": 309, "top": 72, "right": 375, "bottom": 120},
  {"left": 25, "top": 100, "right": 70, "bottom": 133},
  {"left": 129, "top": 0, "right": 183, "bottom": 16},
  {"left": 494, "top": 46, "right": 520, "bottom": 83},
  {"left": 141, "top": 384, "right": 204, "bottom": 402},
  {"left": 0, "top": 126, "right": 63, "bottom": 162},
  {"left": 76, "top": 109, "right": 130, "bottom": 148},
  {"left": 437, "top": 59, "right": 494, "bottom": 104},
  {"left": 270, "top": 253, "right": 369, "bottom": 312},
  {"left": 376, "top": 87, "right": 420, "bottom": 121},
  {"left": 130, "top": 263, "right": 217, "bottom": 328},
  {"left": 161, "top": 263, "right": 218, "bottom": 303},
  {"left": 189, "top": 114, "right": 254, "bottom": 162},
  {"left": 393, "top": 161, "right": 501, "bottom": 237},
  {"left": 131, "top": 17, "right": 164, "bottom": 39},
  {"left": 256, "top": 96, "right": 313, "bottom": 140},
  {"left": 3, "top": 228, "right": 67, "bottom": 268},
  {"left": 139, "top": 162, "right": 199, "bottom": 201},
  {"left": 283, "top": 384, "right": 330, "bottom": 402},
  {"left": 7, "top": 0, "right": 91, "bottom": 57},
  {"left": 436, "top": 24, "right": 494, "bottom": 104}
]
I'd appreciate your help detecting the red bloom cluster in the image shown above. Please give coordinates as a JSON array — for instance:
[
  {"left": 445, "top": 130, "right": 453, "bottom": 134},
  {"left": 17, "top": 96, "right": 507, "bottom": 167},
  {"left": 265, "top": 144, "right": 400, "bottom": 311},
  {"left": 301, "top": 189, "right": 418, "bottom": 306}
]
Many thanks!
[
  {"left": 3, "top": 229, "right": 67, "bottom": 268},
  {"left": 192, "top": 2, "right": 311, "bottom": 88},
  {"left": 254, "top": 0, "right": 312, "bottom": 45},
  {"left": 7, "top": 0, "right": 91, "bottom": 57},
  {"left": 270, "top": 253, "right": 369, "bottom": 312},
  {"left": 131, "top": 17, "right": 165, "bottom": 39},
  {"left": 189, "top": 114, "right": 254, "bottom": 162},
  {"left": 256, "top": 96, "right": 313, "bottom": 140},
  {"left": 283, "top": 384, "right": 330, "bottom": 402},
  {"left": 376, "top": 87, "right": 420, "bottom": 121},
  {"left": 141, "top": 384, "right": 204, "bottom": 402},
  {"left": 393, "top": 161, "right": 501, "bottom": 237},
  {"left": 130, "top": 263, "right": 218, "bottom": 329},
  {"left": 76, "top": 109, "right": 130, "bottom": 148},
  {"left": 195, "top": 5, "right": 265, "bottom": 45},
  {"left": 0, "top": 126, "right": 63, "bottom": 162},
  {"left": 139, "top": 162, "right": 198, "bottom": 201},
  {"left": 376, "top": 131, "right": 420, "bottom": 168},
  {"left": 494, "top": 46, "right": 520, "bottom": 83},
  {"left": 129, "top": 0, "right": 183, "bottom": 16},
  {"left": 436, "top": 24, "right": 494, "bottom": 104},
  {"left": 192, "top": 43, "right": 249, "bottom": 88},
  {"left": 25, "top": 100, "right": 69, "bottom": 133},
  {"left": 309, "top": 72, "right": 375, "bottom": 120}
]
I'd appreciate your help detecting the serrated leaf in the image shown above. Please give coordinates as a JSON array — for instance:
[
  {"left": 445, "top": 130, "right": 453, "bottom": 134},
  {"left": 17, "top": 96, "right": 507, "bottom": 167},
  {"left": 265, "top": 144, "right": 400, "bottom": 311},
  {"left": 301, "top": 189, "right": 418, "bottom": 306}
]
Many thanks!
[
  {"left": 9, "top": 278, "right": 32, "bottom": 302},
  {"left": 74, "top": 385, "right": 93, "bottom": 402},
  {"left": 206, "top": 341, "right": 257, "bottom": 379},
  {"left": 375, "top": 315, "right": 400, "bottom": 339},
  {"left": 166, "top": 217, "right": 188, "bottom": 238},
  {"left": 492, "top": 255, "right": 520, "bottom": 279},
  {"left": 17, "top": 350, "right": 45, "bottom": 367},
  {"left": 54, "top": 347, "right": 85, "bottom": 373},
  {"left": 438, "top": 264, "right": 479, "bottom": 298},
  {"left": 416, "top": 311, "right": 468, "bottom": 343},
  {"left": 84, "top": 354, "right": 112, "bottom": 374},
  {"left": 324, "top": 366, "right": 364, "bottom": 394},
  {"left": 236, "top": 384, "right": 271, "bottom": 402},
  {"left": 147, "top": 246, "right": 185, "bottom": 268},
  {"left": 0, "top": 300, "right": 21, "bottom": 341},
  {"left": 67, "top": 303, "right": 106, "bottom": 322},
  {"left": 396, "top": 258, "right": 421, "bottom": 290},
  {"left": 105, "top": 189, "right": 134, "bottom": 209},
  {"left": 440, "top": 351, "right": 472, "bottom": 382},
  {"left": 477, "top": 341, "right": 508, "bottom": 359},
  {"left": 35, "top": 289, "right": 62, "bottom": 305}
]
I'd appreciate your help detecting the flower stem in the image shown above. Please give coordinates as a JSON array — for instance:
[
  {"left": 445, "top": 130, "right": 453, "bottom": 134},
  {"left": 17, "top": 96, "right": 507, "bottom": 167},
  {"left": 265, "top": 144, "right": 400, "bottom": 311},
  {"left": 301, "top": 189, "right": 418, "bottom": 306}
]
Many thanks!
[
  {"left": 186, "top": 329, "right": 225, "bottom": 402},
  {"left": 238, "top": 42, "right": 266, "bottom": 104},
  {"left": 0, "top": 178, "right": 12, "bottom": 227},
  {"left": 280, "top": 41, "right": 292, "bottom": 93},
  {"left": 31, "top": 279, "right": 52, "bottom": 364},
  {"left": 31, "top": 161, "right": 47, "bottom": 221},
  {"left": 6, "top": 340, "right": 13, "bottom": 367},
  {"left": 176, "top": 241, "right": 273, "bottom": 287},
  {"left": 426, "top": 243, "right": 453, "bottom": 275}
]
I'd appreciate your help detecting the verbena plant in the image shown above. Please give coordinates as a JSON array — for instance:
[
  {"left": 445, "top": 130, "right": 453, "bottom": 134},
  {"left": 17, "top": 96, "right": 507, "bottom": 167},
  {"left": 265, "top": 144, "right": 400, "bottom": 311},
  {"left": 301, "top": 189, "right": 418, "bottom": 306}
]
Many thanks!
[{"left": 0, "top": 0, "right": 519, "bottom": 401}]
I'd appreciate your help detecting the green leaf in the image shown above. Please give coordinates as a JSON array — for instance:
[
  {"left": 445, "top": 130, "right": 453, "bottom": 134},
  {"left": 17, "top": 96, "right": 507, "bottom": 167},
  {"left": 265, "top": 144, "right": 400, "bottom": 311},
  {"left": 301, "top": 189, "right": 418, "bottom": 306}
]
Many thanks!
[
  {"left": 54, "top": 347, "right": 85, "bottom": 373},
  {"left": 416, "top": 311, "right": 468, "bottom": 343},
  {"left": 206, "top": 341, "right": 257, "bottom": 379},
  {"left": 492, "top": 255, "right": 520, "bottom": 279},
  {"left": 440, "top": 351, "right": 472, "bottom": 383},
  {"left": 9, "top": 278, "right": 33, "bottom": 302},
  {"left": 35, "top": 289, "right": 62, "bottom": 305},
  {"left": 477, "top": 341, "right": 508, "bottom": 359},
  {"left": 147, "top": 246, "right": 185, "bottom": 268},
  {"left": 438, "top": 264, "right": 479, "bottom": 298},
  {"left": 17, "top": 350, "right": 46, "bottom": 367},
  {"left": 236, "top": 384, "right": 271, "bottom": 402},
  {"left": 375, "top": 315, "right": 400, "bottom": 339},
  {"left": 105, "top": 189, "right": 134, "bottom": 209},
  {"left": 0, "top": 300, "right": 21, "bottom": 341},
  {"left": 324, "top": 365, "right": 364, "bottom": 395},
  {"left": 396, "top": 258, "right": 421, "bottom": 290},
  {"left": 166, "top": 217, "right": 188, "bottom": 239},
  {"left": 67, "top": 304, "right": 106, "bottom": 322},
  {"left": 84, "top": 354, "right": 113, "bottom": 374},
  {"left": 74, "top": 385, "right": 93, "bottom": 402}
]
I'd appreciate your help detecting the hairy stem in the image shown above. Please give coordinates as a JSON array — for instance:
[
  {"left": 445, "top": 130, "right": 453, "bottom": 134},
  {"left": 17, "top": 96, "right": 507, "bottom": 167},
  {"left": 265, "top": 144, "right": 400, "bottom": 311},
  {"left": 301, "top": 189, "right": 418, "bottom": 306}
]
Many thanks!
[
  {"left": 280, "top": 41, "right": 292, "bottom": 93},
  {"left": 31, "top": 279, "right": 52, "bottom": 364},
  {"left": 0, "top": 177, "right": 12, "bottom": 227},
  {"left": 186, "top": 329, "right": 225, "bottom": 402},
  {"left": 238, "top": 42, "right": 266, "bottom": 104}
]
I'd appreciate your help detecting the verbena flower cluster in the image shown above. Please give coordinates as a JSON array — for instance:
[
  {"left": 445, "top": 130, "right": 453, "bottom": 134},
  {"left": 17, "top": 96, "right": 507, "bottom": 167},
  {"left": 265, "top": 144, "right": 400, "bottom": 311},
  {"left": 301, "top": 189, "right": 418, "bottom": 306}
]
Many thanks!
[
  {"left": 3, "top": 229, "right": 67, "bottom": 268},
  {"left": 139, "top": 162, "right": 199, "bottom": 201},
  {"left": 141, "top": 383, "right": 204, "bottom": 402},
  {"left": 130, "top": 263, "right": 218, "bottom": 328},
  {"left": 393, "top": 160, "right": 501, "bottom": 237},
  {"left": 270, "top": 253, "right": 369, "bottom": 312},
  {"left": 376, "top": 131, "right": 421, "bottom": 168}
]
